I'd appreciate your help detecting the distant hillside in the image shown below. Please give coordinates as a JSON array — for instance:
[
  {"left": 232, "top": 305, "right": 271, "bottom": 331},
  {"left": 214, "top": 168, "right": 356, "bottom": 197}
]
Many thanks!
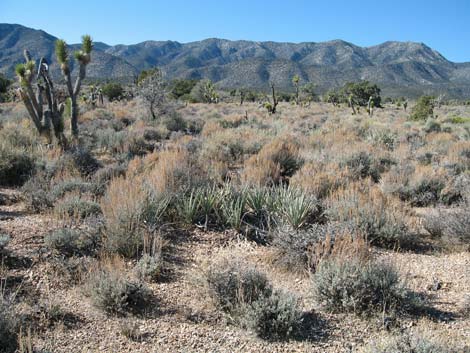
[{"left": 1, "top": 23, "right": 470, "bottom": 97}]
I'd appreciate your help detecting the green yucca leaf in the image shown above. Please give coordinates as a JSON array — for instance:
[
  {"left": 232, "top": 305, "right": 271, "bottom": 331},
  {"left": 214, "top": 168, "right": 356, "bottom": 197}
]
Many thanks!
[
  {"left": 81, "top": 34, "right": 93, "bottom": 54},
  {"left": 25, "top": 60, "right": 35, "bottom": 72},
  {"left": 15, "top": 63, "right": 26, "bottom": 78},
  {"left": 55, "top": 39, "right": 68, "bottom": 64},
  {"left": 74, "top": 51, "right": 85, "bottom": 61}
]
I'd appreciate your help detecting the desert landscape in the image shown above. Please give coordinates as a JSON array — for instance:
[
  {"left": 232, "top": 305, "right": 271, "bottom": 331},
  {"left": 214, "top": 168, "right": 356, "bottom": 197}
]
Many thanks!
[{"left": 0, "top": 6, "right": 469, "bottom": 353}]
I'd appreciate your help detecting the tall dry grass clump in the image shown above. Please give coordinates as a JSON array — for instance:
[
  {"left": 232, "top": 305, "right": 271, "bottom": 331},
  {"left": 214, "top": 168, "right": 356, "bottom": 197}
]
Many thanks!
[
  {"left": 101, "top": 175, "right": 150, "bottom": 257},
  {"left": 327, "top": 183, "right": 412, "bottom": 248},
  {"left": 242, "top": 137, "right": 303, "bottom": 186}
]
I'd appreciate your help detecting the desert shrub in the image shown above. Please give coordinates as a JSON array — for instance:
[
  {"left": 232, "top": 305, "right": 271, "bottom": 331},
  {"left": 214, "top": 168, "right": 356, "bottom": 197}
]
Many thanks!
[
  {"left": 423, "top": 207, "right": 470, "bottom": 244},
  {"left": 365, "top": 332, "right": 456, "bottom": 353},
  {"left": 93, "top": 163, "right": 127, "bottom": 185},
  {"left": 143, "top": 128, "right": 164, "bottom": 142},
  {"left": 272, "top": 223, "right": 368, "bottom": 272},
  {"left": 170, "top": 78, "right": 198, "bottom": 100},
  {"left": 327, "top": 186, "right": 410, "bottom": 248},
  {"left": 410, "top": 96, "right": 434, "bottom": 121},
  {"left": 95, "top": 128, "right": 127, "bottom": 153},
  {"left": 240, "top": 289, "right": 303, "bottom": 341},
  {"left": 85, "top": 268, "right": 150, "bottom": 315},
  {"left": 0, "top": 233, "right": 10, "bottom": 256},
  {"left": 243, "top": 138, "right": 303, "bottom": 186},
  {"left": 134, "top": 253, "right": 162, "bottom": 282},
  {"left": 164, "top": 113, "right": 187, "bottom": 132},
  {"left": 368, "top": 129, "right": 397, "bottom": 151},
  {"left": 423, "top": 118, "right": 441, "bottom": 133},
  {"left": 290, "top": 162, "right": 349, "bottom": 199},
  {"left": 51, "top": 179, "right": 96, "bottom": 199},
  {"left": 102, "top": 82, "right": 124, "bottom": 101},
  {"left": 126, "top": 135, "right": 154, "bottom": 157},
  {"left": 312, "top": 258, "right": 411, "bottom": 315},
  {"left": 51, "top": 256, "right": 96, "bottom": 286},
  {"left": 340, "top": 81, "right": 381, "bottom": 107},
  {"left": 398, "top": 177, "right": 445, "bottom": 207},
  {"left": 0, "top": 144, "right": 35, "bottom": 186},
  {"left": 0, "top": 300, "right": 18, "bottom": 353},
  {"left": 206, "top": 256, "right": 272, "bottom": 313},
  {"left": 44, "top": 228, "right": 99, "bottom": 256},
  {"left": 340, "top": 152, "right": 381, "bottom": 182},
  {"left": 54, "top": 197, "right": 102, "bottom": 219},
  {"left": 58, "top": 147, "right": 101, "bottom": 177},
  {"left": 21, "top": 171, "right": 54, "bottom": 212}
]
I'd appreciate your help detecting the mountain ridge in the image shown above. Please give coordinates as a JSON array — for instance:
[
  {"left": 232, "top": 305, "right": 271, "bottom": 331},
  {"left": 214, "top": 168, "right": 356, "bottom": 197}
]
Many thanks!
[{"left": 1, "top": 23, "right": 470, "bottom": 97}]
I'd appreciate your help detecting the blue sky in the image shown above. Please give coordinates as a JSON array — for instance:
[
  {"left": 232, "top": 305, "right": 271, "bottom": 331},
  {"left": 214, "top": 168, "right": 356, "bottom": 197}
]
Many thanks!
[{"left": 1, "top": 0, "right": 469, "bottom": 62}]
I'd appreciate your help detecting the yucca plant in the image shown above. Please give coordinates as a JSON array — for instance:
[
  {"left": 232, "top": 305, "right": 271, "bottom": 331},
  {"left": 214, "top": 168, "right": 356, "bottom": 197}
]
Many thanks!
[
  {"left": 220, "top": 188, "right": 247, "bottom": 232},
  {"left": 199, "top": 186, "right": 222, "bottom": 230},
  {"left": 276, "top": 188, "right": 318, "bottom": 229},
  {"left": 245, "top": 187, "right": 277, "bottom": 230},
  {"left": 176, "top": 189, "right": 203, "bottom": 226},
  {"left": 143, "top": 188, "right": 171, "bottom": 227}
]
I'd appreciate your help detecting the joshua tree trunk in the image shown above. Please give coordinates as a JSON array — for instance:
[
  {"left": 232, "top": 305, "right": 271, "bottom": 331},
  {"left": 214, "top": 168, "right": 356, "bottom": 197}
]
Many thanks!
[
  {"left": 270, "top": 82, "right": 278, "bottom": 114},
  {"left": 55, "top": 35, "right": 93, "bottom": 139},
  {"left": 368, "top": 96, "right": 374, "bottom": 117},
  {"left": 348, "top": 95, "right": 356, "bottom": 115},
  {"left": 16, "top": 51, "right": 67, "bottom": 147}
]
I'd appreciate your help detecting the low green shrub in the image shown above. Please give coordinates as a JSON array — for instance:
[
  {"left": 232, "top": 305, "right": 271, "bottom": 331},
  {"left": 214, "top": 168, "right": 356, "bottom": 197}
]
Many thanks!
[
  {"left": 55, "top": 197, "right": 102, "bottom": 219},
  {"left": 44, "top": 228, "right": 99, "bottom": 256},
  {"left": 134, "top": 253, "right": 162, "bottom": 282},
  {"left": 312, "top": 258, "right": 414, "bottom": 315},
  {"left": 206, "top": 256, "right": 272, "bottom": 313},
  {"left": 240, "top": 289, "right": 303, "bottom": 341},
  {"left": 0, "top": 300, "right": 18, "bottom": 353},
  {"left": 0, "top": 144, "right": 35, "bottom": 186},
  {"left": 85, "top": 268, "right": 150, "bottom": 315}
]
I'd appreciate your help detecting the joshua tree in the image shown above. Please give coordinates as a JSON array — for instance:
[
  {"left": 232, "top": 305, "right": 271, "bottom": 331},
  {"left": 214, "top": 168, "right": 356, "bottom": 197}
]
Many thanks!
[
  {"left": 264, "top": 82, "right": 279, "bottom": 114},
  {"left": 348, "top": 94, "right": 356, "bottom": 115},
  {"left": 56, "top": 35, "right": 93, "bottom": 138},
  {"left": 239, "top": 89, "right": 246, "bottom": 106},
  {"left": 292, "top": 75, "right": 300, "bottom": 105},
  {"left": 368, "top": 96, "right": 374, "bottom": 116},
  {"left": 16, "top": 50, "right": 67, "bottom": 146}
]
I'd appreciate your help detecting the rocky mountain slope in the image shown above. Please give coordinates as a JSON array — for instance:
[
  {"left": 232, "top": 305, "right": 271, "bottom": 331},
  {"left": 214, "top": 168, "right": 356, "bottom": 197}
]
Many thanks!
[{"left": 1, "top": 23, "right": 470, "bottom": 96}]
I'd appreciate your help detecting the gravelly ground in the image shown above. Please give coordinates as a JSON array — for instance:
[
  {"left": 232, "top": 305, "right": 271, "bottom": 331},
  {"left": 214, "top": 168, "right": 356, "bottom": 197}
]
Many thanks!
[{"left": 1, "top": 188, "right": 469, "bottom": 353}]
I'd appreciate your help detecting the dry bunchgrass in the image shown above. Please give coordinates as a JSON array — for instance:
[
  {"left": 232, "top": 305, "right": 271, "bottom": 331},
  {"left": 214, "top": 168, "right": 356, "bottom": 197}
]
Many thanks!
[
  {"left": 327, "top": 183, "right": 413, "bottom": 248},
  {"left": 242, "top": 137, "right": 302, "bottom": 186}
]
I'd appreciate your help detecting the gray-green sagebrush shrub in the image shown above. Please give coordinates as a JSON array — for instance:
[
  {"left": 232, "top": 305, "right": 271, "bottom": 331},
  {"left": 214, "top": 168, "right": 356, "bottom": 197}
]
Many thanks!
[
  {"left": 0, "top": 144, "right": 35, "bottom": 186},
  {"left": 45, "top": 228, "right": 99, "bottom": 256},
  {"left": 312, "top": 258, "right": 416, "bottom": 315},
  {"left": 205, "top": 254, "right": 305, "bottom": 340},
  {"left": 206, "top": 257, "right": 272, "bottom": 312},
  {"left": 55, "top": 196, "right": 102, "bottom": 219},
  {"left": 0, "top": 300, "right": 18, "bottom": 353},
  {"left": 0, "top": 234, "right": 10, "bottom": 256},
  {"left": 85, "top": 269, "right": 150, "bottom": 315},
  {"left": 240, "top": 289, "right": 303, "bottom": 341},
  {"left": 134, "top": 253, "right": 162, "bottom": 282}
]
